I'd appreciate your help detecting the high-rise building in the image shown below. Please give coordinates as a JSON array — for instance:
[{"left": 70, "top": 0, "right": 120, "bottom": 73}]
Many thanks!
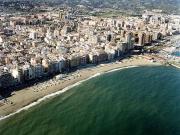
[{"left": 29, "top": 31, "right": 38, "bottom": 40}]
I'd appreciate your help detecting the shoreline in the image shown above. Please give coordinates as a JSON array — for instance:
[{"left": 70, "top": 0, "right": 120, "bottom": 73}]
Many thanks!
[
  {"left": 0, "top": 56, "right": 162, "bottom": 121},
  {"left": 169, "top": 63, "right": 180, "bottom": 69}
]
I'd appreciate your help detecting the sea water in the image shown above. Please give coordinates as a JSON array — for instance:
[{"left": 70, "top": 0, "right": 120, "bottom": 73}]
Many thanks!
[{"left": 0, "top": 66, "right": 180, "bottom": 135}]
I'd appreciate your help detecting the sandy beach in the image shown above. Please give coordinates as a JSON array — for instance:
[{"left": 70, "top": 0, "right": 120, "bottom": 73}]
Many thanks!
[{"left": 0, "top": 56, "right": 161, "bottom": 119}]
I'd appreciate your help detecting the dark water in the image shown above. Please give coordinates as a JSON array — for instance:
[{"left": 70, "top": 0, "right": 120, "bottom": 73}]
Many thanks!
[{"left": 0, "top": 66, "right": 180, "bottom": 135}]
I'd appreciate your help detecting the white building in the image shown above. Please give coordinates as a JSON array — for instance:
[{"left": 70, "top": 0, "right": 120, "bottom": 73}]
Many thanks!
[
  {"left": 22, "top": 65, "right": 35, "bottom": 80},
  {"left": 29, "top": 31, "right": 38, "bottom": 40},
  {"left": 58, "top": 57, "right": 65, "bottom": 72},
  {"left": 105, "top": 46, "right": 116, "bottom": 61}
]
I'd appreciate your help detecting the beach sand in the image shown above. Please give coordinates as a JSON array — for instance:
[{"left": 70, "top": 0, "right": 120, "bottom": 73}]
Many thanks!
[{"left": 0, "top": 56, "right": 161, "bottom": 119}]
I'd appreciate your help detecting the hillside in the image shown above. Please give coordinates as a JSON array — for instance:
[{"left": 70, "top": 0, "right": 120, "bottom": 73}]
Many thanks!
[
  {"left": 39, "top": 0, "right": 180, "bottom": 13},
  {"left": 1, "top": 0, "right": 180, "bottom": 14}
]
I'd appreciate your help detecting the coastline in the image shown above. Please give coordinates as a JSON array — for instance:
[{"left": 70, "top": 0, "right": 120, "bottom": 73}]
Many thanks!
[
  {"left": 169, "top": 63, "right": 180, "bottom": 69},
  {"left": 0, "top": 56, "right": 161, "bottom": 121}
]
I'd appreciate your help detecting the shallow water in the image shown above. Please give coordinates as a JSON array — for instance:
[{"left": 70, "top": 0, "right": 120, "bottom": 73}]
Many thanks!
[{"left": 0, "top": 66, "right": 180, "bottom": 135}]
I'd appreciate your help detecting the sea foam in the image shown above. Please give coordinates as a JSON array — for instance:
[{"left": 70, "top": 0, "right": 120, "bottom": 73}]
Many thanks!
[{"left": 106, "top": 66, "right": 138, "bottom": 73}]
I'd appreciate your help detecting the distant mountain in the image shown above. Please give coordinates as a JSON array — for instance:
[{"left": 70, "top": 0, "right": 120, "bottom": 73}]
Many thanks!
[
  {"left": 2, "top": 0, "right": 180, "bottom": 13},
  {"left": 43, "top": 0, "right": 180, "bottom": 12}
]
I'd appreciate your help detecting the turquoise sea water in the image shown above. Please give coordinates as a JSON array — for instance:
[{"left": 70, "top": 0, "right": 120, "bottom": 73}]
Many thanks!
[
  {"left": 0, "top": 66, "right": 180, "bottom": 135},
  {"left": 172, "top": 51, "right": 180, "bottom": 57}
]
